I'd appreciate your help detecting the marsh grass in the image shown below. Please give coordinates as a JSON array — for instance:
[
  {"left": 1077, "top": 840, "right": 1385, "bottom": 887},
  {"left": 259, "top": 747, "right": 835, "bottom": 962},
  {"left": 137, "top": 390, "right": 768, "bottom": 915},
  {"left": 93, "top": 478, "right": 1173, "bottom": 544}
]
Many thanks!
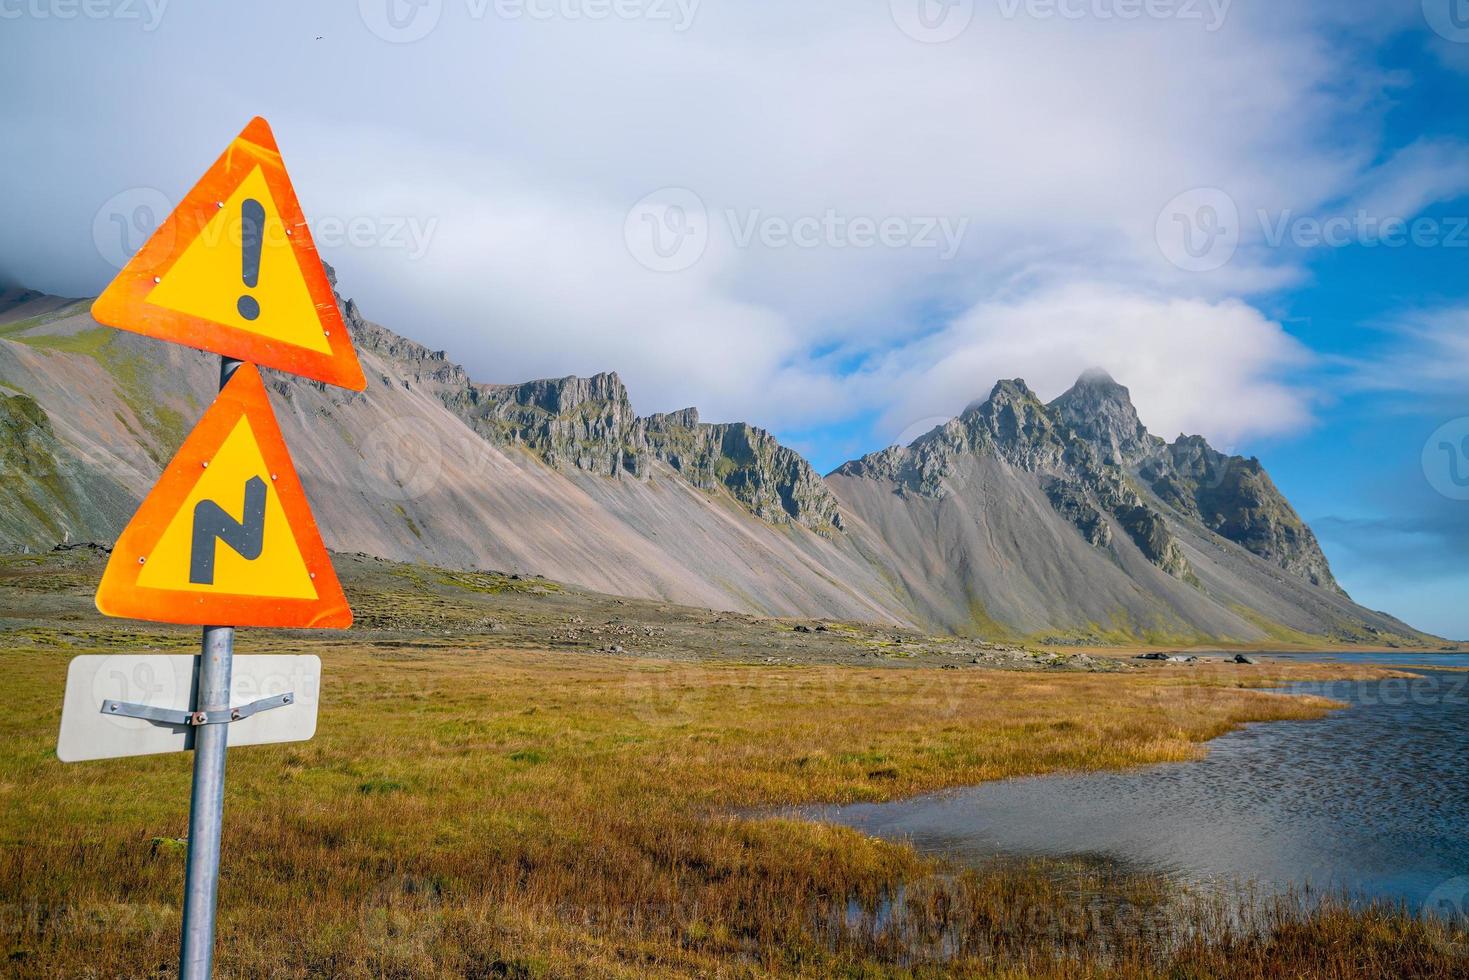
[
  {"left": 4, "top": 646, "right": 1463, "bottom": 977},
  {"left": 0, "top": 556, "right": 1463, "bottom": 977}
]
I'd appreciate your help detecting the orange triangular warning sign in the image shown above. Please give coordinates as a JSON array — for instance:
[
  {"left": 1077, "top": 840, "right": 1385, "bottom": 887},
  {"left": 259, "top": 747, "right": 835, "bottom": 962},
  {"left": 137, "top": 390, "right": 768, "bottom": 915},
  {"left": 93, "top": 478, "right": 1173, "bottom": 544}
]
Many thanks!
[
  {"left": 92, "top": 117, "right": 366, "bottom": 391},
  {"left": 96, "top": 364, "right": 352, "bottom": 629}
]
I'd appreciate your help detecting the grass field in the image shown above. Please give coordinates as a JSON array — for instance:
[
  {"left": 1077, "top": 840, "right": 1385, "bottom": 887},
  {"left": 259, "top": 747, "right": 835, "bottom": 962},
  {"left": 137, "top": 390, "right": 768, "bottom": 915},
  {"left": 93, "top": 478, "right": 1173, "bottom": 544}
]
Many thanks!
[{"left": 1, "top": 550, "right": 1463, "bottom": 977}]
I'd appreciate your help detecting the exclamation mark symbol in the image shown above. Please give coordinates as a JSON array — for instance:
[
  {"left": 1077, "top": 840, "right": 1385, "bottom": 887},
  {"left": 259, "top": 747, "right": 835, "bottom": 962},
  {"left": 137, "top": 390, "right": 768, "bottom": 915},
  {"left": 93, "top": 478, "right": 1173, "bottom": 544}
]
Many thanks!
[{"left": 237, "top": 198, "right": 264, "bottom": 321}]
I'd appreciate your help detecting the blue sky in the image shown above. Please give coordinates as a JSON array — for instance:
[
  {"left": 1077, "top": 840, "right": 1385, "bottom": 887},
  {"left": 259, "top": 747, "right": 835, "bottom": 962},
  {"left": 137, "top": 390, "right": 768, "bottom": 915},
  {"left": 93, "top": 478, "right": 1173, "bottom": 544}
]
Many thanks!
[{"left": 1, "top": 1, "right": 1466, "bottom": 636}]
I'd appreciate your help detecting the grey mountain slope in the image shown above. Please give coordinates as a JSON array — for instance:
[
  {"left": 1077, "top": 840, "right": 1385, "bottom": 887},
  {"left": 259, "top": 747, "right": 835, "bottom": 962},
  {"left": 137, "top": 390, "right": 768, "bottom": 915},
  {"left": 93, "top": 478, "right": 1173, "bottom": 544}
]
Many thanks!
[
  {"left": 0, "top": 281, "right": 1433, "bottom": 644},
  {"left": 0, "top": 290, "right": 905, "bottom": 622},
  {"left": 829, "top": 376, "right": 1423, "bottom": 644},
  {"left": 348, "top": 299, "right": 841, "bottom": 533}
]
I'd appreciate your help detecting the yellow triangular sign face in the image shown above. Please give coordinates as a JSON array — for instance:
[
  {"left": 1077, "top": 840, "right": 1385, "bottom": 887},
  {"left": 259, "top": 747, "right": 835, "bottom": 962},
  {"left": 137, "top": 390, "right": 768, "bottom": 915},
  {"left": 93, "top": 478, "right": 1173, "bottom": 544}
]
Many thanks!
[
  {"left": 136, "top": 415, "right": 319, "bottom": 598},
  {"left": 91, "top": 117, "right": 365, "bottom": 390},
  {"left": 96, "top": 364, "right": 352, "bottom": 628},
  {"left": 146, "top": 166, "right": 331, "bottom": 355}
]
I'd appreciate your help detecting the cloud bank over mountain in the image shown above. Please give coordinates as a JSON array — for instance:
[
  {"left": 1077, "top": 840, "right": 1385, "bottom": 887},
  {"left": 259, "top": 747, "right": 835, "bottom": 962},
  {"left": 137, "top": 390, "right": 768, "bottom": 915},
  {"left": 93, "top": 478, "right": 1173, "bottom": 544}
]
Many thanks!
[{"left": 3, "top": 1, "right": 1467, "bottom": 452}]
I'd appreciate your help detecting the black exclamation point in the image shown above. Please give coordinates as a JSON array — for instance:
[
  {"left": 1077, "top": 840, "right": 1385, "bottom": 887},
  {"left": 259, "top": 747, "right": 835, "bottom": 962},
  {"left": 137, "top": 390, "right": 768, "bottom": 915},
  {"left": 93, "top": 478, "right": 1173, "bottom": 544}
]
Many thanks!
[{"left": 237, "top": 198, "right": 264, "bottom": 321}]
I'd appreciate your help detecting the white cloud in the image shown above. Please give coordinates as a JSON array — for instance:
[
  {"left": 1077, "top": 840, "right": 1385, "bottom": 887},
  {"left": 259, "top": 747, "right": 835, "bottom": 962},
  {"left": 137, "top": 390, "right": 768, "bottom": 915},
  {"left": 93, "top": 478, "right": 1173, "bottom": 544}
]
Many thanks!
[
  {"left": 860, "top": 283, "right": 1314, "bottom": 450},
  {"left": 1338, "top": 306, "right": 1469, "bottom": 396},
  {"left": 1342, "top": 139, "right": 1469, "bottom": 224},
  {"left": 1, "top": 1, "right": 1465, "bottom": 448}
]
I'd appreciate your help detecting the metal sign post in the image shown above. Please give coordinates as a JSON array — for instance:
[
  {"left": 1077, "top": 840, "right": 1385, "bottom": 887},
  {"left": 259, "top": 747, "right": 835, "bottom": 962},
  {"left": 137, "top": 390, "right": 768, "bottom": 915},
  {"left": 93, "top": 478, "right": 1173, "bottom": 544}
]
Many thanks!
[
  {"left": 73, "top": 117, "right": 360, "bottom": 980},
  {"left": 179, "top": 357, "right": 240, "bottom": 980},
  {"left": 180, "top": 623, "right": 234, "bottom": 979}
]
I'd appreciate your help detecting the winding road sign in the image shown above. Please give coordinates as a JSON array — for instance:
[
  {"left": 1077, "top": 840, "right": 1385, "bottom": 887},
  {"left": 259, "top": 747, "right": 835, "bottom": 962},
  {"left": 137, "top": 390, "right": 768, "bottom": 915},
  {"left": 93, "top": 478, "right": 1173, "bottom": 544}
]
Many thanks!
[{"left": 94, "top": 363, "right": 352, "bottom": 628}]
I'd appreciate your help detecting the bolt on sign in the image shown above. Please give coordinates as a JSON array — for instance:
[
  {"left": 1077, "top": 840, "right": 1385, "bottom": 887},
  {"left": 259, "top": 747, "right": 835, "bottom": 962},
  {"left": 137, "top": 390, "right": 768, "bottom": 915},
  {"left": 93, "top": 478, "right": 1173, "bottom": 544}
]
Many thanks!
[
  {"left": 91, "top": 117, "right": 366, "bottom": 392},
  {"left": 65, "top": 117, "right": 362, "bottom": 980}
]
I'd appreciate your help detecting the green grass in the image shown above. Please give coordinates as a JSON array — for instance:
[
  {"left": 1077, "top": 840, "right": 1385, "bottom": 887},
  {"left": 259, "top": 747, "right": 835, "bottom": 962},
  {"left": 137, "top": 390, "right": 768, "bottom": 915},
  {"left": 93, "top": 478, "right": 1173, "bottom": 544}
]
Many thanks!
[{"left": 1, "top": 632, "right": 1462, "bottom": 977}]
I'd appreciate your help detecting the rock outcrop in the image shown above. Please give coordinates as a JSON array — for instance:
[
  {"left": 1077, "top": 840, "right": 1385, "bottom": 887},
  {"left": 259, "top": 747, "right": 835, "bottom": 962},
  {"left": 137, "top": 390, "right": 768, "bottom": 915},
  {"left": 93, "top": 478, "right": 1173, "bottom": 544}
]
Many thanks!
[
  {"left": 334, "top": 270, "right": 841, "bottom": 532},
  {"left": 1049, "top": 371, "right": 1342, "bottom": 593},
  {"left": 836, "top": 376, "right": 1192, "bottom": 580}
]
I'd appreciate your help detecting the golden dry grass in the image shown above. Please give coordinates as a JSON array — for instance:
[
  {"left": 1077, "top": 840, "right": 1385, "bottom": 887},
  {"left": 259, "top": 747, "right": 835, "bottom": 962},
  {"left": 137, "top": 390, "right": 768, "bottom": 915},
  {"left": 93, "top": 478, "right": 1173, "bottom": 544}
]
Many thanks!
[{"left": 3, "top": 634, "right": 1464, "bottom": 978}]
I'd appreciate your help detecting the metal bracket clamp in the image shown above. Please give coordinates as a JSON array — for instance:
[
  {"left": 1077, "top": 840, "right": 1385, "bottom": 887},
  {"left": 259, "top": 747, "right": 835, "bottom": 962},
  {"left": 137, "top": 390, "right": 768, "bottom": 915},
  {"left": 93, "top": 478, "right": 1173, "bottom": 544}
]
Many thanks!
[{"left": 100, "top": 692, "right": 295, "bottom": 727}]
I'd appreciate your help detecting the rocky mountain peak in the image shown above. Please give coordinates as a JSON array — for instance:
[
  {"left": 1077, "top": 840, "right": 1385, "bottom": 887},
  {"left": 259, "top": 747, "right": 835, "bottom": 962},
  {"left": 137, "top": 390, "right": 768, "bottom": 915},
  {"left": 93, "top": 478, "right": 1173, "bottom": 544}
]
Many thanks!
[
  {"left": 1048, "top": 367, "right": 1158, "bottom": 465},
  {"left": 963, "top": 379, "right": 1068, "bottom": 471},
  {"left": 1142, "top": 433, "right": 1344, "bottom": 594},
  {"left": 644, "top": 407, "right": 701, "bottom": 430},
  {"left": 833, "top": 367, "right": 1350, "bottom": 590}
]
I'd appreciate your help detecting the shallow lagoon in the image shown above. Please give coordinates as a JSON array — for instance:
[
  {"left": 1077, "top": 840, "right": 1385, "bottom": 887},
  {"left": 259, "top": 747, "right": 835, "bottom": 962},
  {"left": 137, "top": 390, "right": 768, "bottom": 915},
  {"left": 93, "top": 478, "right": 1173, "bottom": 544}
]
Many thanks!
[{"left": 807, "top": 655, "right": 1469, "bottom": 917}]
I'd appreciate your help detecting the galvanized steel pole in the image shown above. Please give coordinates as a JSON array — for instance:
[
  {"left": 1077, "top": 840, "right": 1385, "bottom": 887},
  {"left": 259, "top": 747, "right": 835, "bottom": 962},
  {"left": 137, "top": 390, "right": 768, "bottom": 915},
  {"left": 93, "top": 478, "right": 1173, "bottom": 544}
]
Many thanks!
[{"left": 179, "top": 356, "right": 241, "bottom": 980}]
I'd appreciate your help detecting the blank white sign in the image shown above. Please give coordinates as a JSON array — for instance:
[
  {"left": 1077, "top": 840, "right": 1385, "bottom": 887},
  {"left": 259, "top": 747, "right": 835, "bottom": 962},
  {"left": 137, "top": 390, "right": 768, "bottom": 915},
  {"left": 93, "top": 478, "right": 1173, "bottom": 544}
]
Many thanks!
[{"left": 57, "top": 654, "right": 320, "bottom": 762}]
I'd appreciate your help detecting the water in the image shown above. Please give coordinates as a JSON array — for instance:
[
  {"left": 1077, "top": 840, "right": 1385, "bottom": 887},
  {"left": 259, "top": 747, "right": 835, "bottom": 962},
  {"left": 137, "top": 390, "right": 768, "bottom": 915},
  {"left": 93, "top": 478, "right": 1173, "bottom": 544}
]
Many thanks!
[{"left": 807, "top": 656, "right": 1469, "bottom": 915}]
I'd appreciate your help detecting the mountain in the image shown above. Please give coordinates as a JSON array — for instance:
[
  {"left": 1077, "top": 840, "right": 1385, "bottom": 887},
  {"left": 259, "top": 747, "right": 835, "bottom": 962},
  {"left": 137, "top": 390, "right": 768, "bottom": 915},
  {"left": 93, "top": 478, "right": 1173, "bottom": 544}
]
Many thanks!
[
  {"left": 828, "top": 371, "right": 1385, "bottom": 644},
  {"left": 0, "top": 282, "right": 902, "bottom": 624},
  {"left": 0, "top": 279, "right": 1432, "bottom": 646}
]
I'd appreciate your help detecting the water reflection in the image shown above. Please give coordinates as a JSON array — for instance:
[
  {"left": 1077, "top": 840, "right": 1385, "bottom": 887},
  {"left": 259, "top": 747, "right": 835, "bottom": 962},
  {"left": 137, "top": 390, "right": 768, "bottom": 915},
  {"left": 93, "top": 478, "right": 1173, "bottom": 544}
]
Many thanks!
[{"left": 807, "top": 661, "right": 1469, "bottom": 917}]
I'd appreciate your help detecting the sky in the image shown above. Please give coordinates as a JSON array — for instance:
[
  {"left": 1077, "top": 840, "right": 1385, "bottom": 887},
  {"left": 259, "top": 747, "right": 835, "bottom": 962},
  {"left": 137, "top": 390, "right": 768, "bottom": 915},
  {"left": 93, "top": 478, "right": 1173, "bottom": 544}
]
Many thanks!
[{"left": 1, "top": 0, "right": 1466, "bottom": 637}]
